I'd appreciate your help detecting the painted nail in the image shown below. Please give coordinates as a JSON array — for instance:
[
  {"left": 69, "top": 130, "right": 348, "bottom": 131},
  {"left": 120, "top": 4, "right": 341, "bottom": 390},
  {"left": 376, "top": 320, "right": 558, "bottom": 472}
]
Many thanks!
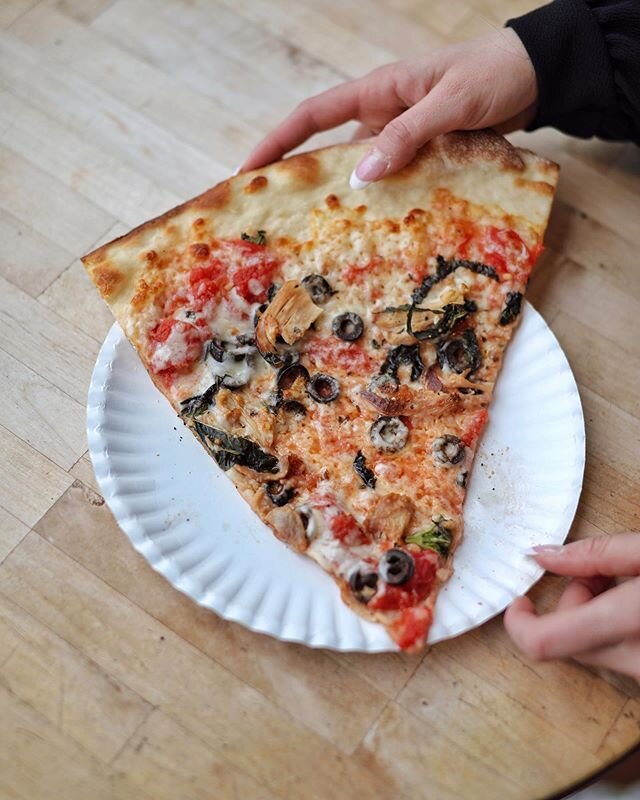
[
  {"left": 350, "top": 148, "right": 389, "bottom": 189},
  {"left": 524, "top": 545, "right": 565, "bottom": 556}
]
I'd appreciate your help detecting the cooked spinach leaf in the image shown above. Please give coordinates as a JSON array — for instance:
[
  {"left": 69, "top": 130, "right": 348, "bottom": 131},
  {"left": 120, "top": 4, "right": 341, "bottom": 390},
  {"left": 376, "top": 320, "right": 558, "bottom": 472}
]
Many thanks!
[
  {"left": 194, "top": 421, "right": 279, "bottom": 473},
  {"left": 241, "top": 229, "right": 267, "bottom": 245}
]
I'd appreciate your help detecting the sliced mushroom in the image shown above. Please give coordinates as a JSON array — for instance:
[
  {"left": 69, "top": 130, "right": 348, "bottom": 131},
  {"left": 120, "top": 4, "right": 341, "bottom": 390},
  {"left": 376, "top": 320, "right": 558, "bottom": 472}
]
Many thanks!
[
  {"left": 216, "top": 387, "right": 275, "bottom": 449},
  {"left": 372, "top": 307, "right": 414, "bottom": 345},
  {"left": 256, "top": 280, "right": 322, "bottom": 356},
  {"left": 266, "top": 506, "right": 308, "bottom": 552},
  {"left": 365, "top": 492, "right": 415, "bottom": 541}
]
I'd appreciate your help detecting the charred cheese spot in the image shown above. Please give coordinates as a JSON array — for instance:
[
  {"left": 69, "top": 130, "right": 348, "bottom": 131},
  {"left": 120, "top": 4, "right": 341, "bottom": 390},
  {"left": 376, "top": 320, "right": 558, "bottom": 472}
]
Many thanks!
[
  {"left": 276, "top": 152, "right": 320, "bottom": 185},
  {"left": 355, "top": 205, "right": 367, "bottom": 214},
  {"left": 92, "top": 265, "right": 123, "bottom": 298},
  {"left": 325, "top": 194, "right": 340, "bottom": 210},
  {"left": 145, "top": 250, "right": 157, "bottom": 262},
  {"left": 130, "top": 279, "right": 151, "bottom": 309},
  {"left": 190, "top": 242, "right": 210, "bottom": 259},
  {"left": 192, "top": 217, "right": 206, "bottom": 230},
  {"left": 403, "top": 208, "right": 426, "bottom": 225},
  {"left": 384, "top": 220, "right": 400, "bottom": 234},
  {"left": 244, "top": 175, "right": 268, "bottom": 193}
]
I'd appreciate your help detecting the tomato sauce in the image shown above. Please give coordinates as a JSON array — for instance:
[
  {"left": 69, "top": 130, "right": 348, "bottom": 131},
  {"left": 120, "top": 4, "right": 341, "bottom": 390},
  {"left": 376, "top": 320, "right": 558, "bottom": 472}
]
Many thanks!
[
  {"left": 147, "top": 318, "right": 209, "bottom": 385},
  {"left": 461, "top": 408, "right": 489, "bottom": 447},
  {"left": 369, "top": 550, "right": 437, "bottom": 611},
  {"left": 305, "top": 337, "right": 376, "bottom": 376},
  {"left": 329, "top": 512, "right": 366, "bottom": 545},
  {"left": 189, "top": 258, "right": 227, "bottom": 308},
  {"left": 391, "top": 607, "right": 432, "bottom": 650},
  {"left": 228, "top": 240, "right": 279, "bottom": 304}
]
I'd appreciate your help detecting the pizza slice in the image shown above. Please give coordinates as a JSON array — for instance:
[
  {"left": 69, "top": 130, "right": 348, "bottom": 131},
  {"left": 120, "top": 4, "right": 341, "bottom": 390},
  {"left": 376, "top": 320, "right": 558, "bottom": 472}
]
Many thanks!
[{"left": 82, "top": 130, "right": 558, "bottom": 652}]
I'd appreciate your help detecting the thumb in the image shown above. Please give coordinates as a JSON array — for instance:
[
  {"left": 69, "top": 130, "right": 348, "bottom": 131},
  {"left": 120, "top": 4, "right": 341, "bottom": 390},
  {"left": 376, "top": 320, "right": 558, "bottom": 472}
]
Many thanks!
[
  {"left": 349, "top": 83, "right": 467, "bottom": 188},
  {"left": 529, "top": 533, "right": 640, "bottom": 578}
]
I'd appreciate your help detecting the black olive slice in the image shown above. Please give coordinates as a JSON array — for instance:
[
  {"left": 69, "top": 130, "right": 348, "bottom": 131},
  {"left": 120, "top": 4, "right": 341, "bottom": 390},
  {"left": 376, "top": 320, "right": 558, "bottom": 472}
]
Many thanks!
[
  {"left": 379, "top": 549, "right": 415, "bottom": 585},
  {"left": 302, "top": 274, "right": 335, "bottom": 305},
  {"left": 265, "top": 481, "right": 295, "bottom": 507},
  {"left": 207, "top": 338, "right": 226, "bottom": 363},
  {"left": 353, "top": 450, "right": 376, "bottom": 489},
  {"left": 432, "top": 434, "right": 465, "bottom": 466},
  {"left": 437, "top": 329, "right": 482, "bottom": 375},
  {"left": 370, "top": 416, "right": 409, "bottom": 453},
  {"left": 307, "top": 373, "right": 340, "bottom": 403},
  {"left": 349, "top": 569, "right": 378, "bottom": 603},
  {"left": 457, "top": 471, "right": 468, "bottom": 488},
  {"left": 280, "top": 399, "right": 307, "bottom": 417},
  {"left": 380, "top": 344, "right": 424, "bottom": 382},
  {"left": 266, "top": 390, "right": 283, "bottom": 413},
  {"left": 332, "top": 312, "right": 364, "bottom": 341},
  {"left": 267, "top": 283, "right": 279, "bottom": 302},
  {"left": 276, "top": 363, "right": 310, "bottom": 390}
]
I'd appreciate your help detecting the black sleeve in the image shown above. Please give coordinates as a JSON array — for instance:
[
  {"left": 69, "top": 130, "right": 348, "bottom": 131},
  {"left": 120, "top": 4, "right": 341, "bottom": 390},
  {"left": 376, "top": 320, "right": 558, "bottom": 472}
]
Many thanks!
[{"left": 506, "top": 0, "right": 640, "bottom": 144}]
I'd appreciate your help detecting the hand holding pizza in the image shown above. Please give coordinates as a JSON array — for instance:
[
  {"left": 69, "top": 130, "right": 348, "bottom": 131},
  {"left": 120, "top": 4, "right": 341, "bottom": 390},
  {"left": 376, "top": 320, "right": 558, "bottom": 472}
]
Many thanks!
[
  {"left": 241, "top": 28, "right": 537, "bottom": 186},
  {"left": 505, "top": 534, "right": 640, "bottom": 681}
]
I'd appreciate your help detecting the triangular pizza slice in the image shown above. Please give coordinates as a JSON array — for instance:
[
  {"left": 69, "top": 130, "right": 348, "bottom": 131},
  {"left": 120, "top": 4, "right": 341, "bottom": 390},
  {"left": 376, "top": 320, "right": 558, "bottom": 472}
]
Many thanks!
[{"left": 83, "top": 130, "right": 558, "bottom": 651}]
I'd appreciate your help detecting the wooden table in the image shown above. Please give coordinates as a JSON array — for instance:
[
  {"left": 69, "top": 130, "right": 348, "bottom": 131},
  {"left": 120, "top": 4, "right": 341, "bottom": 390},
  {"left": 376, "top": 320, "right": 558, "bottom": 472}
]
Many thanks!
[{"left": 1, "top": 1, "right": 639, "bottom": 798}]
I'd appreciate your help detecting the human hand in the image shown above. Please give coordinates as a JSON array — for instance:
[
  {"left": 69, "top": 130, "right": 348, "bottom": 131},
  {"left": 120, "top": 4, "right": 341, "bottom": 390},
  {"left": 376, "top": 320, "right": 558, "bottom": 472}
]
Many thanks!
[
  {"left": 504, "top": 534, "right": 640, "bottom": 682},
  {"left": 240, "top": 28, "right": 538, "bottom": 187}
]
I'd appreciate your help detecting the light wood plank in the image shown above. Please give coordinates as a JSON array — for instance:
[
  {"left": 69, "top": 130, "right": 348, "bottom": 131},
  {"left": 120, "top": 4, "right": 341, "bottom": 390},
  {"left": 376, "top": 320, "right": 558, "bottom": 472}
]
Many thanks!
[
  {"left": 54, "top": 0, "right": 117, "bottom": 24},
  {"left": 529, "top": 257, "right": 640, "bottom": 355},
  {"left": 69, "top": 453, "right": 102, "bottom": 495},
  {"left": 93, "top": 0, "right": 320, "bottom": 129},
  {"left": 392, "top": 645, "right": 605, "bottom": 796},
  {"left": 0, "top": 347, "right": 86, "bottom": 470},
  {"left": 0, "top": 88, "right": 180, "bottom": 228},
  {"left": 580, "top": 387, "right": 640, "bottom": 482},
  {"left": 215, "top": 0, "right": 394, "bottom": 78},
  {"left": 0, "top": 143, "right": 113, "bottom": 256},
  {"left": 0, "top": 506, "right": 29, "bottom": 564},
  {"left": 34, "top": 483, "right": 395, "bottom": 754},
  {"left": 39, "top": 261, "right": 119, "bottom": 346},
  {"left": 38, "top": 220, "right": 127, "bottom": 345},
  {"left": 0, "top": 533, "right": 398, "bottom": 798},
  {"left": 112, "top": 708, "right": 277, "bottom": 800},
  {"left": 0, "top": 0, "right": 40, "bottom": 28},
  {"left": 459, "top": 616, "right": 630, "bottom": 752},
  {"left": 0, "top": 276, "right": 98, "bottom": 405},
  {"left": 556, "top": 312, "right": 640, "bottom": 418},
  {"left": 0, "top": 593, "right": 153, "bottom": 763},
  {"left": 0, "top": 425, "right": 71, "bottom": 527},
  {"left": 597, "top": 698, "right": 640, "bottom": 761},
  {"left": 0, "top": 683, "right": 154, "bottom": 800},
  {"left": 10, "top": 4, "right": 254, "bottom": 170},
  {"left": 544, "top": 200, "right": 640, "bottom": 301},
  {"left": 0, "top": 31, "right": 226, "bottom": 198},
  {"left": 0, "top": 208, "right": 74, "bottom": 297}
]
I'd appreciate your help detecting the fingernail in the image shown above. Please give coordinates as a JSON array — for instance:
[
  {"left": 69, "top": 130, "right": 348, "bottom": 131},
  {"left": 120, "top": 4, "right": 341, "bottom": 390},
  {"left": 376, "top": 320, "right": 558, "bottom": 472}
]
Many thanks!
[
  {"left": 231, "top": 164, "right": 241, "bottom": 176},
  {"left": 350, "top": 148, "right": 389, "bottom": 188},
  {"left": 524, "top": 545, "right": 565, "bottom": 556}
]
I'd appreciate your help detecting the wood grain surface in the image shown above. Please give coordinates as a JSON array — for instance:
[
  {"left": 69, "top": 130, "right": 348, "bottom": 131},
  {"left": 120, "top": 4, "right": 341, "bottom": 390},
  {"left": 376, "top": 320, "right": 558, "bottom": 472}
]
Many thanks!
[{"left": 0, "top": 1, "right": 639, "bottom": 798}]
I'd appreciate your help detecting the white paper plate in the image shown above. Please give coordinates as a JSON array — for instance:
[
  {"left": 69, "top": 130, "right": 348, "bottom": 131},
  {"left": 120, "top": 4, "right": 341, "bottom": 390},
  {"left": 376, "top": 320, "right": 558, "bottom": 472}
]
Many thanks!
[{"left": 87, "top": 301, "right": 585, "bottom": 652}]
